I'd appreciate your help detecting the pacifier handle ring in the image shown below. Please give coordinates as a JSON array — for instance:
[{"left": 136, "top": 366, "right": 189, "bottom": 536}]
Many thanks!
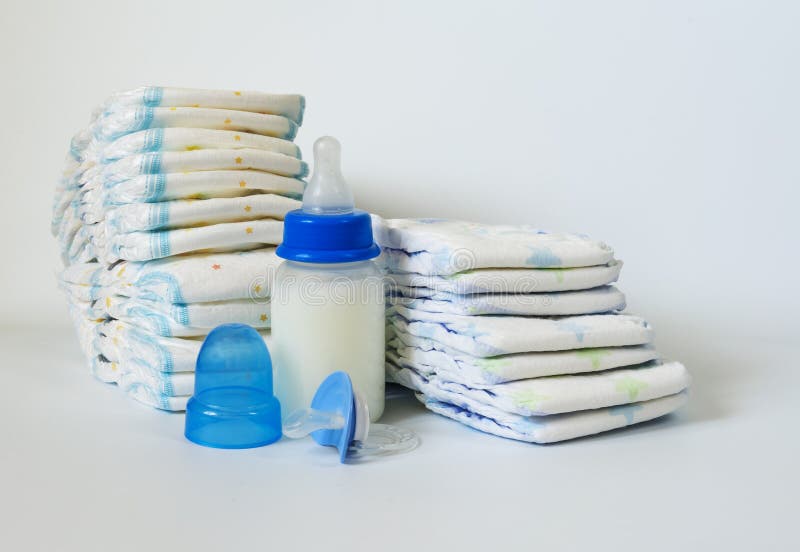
[
  {"left": 348, "top": 424, "right": 420, "bottom": 457},
  {"left": 352, "top": 389, "right": 370, "bottom": 443}
]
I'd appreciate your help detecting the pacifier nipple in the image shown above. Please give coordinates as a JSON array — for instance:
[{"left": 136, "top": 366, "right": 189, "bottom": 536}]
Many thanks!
[
  {"left": 302, "top": 136, "right": 354, "bottom": 215},
  {"left": 283, "top": 408, "right": 346, "bottom": 439}
]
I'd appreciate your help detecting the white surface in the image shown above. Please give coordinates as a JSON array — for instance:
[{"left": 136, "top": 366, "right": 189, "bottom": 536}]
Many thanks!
[
  {"left": 1, "top": 0, "right": 798, "bottom": 549},
  {"left": 1, "top": 326, "right": 798, "bottom": 551}
]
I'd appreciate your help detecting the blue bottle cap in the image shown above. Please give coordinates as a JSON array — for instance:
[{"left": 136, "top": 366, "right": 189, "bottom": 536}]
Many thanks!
[
  {"left": 277, "top": 209, "right": 380, "bottom": 263},
  {"left": 276, "top": 136, "right": 380, "bottom": 264},
  {"left": 184, "top": 324, "right": 281, "bottom": 449}
]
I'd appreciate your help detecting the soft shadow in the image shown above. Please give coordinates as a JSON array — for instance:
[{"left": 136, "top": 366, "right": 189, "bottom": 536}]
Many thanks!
[{"left": 654, "top": 322, "right": 763, "bottom": 427}]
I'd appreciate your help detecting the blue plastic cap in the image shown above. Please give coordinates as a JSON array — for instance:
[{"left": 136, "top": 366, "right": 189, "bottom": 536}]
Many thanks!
[
  {"left": 310, "top": 372, "right": 356, "bottom": 463},
  {"left": 184, "top": 324, "right": 282, "bottom": 449},
  {"left": 276, "top": 209, "right": 381, "bottom": 263}
]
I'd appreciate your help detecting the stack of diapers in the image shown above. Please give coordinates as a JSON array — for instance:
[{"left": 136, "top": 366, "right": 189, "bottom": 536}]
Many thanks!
[
  {"left": 52, "top": 87, "right": 305, "bottom": 410},
  {"left": 375, "top": 218, "right": 691, "bottom": 444}
]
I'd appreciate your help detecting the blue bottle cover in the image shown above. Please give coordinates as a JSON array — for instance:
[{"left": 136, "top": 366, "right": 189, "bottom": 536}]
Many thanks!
[
  {"left": 310, "top": 372, "right": 357, "bottom": 463},
  {"left": 184, "top": 324, "right": 282, "bottom": 449},
  {"left": 276, "top": 209, "right": 380, "bottom": 263}
]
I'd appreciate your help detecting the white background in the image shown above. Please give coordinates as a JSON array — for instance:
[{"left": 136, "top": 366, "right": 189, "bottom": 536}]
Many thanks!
[{"left": 1, "top": 1, "right": 798, "bottom": 551}]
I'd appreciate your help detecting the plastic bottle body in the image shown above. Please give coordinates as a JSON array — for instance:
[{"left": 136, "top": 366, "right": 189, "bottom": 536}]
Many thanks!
[{"left": 272, "top": 259, "right": 385, "bottom": 421}]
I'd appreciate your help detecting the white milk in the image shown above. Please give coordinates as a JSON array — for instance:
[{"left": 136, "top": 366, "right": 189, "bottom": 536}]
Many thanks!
[{"left": 271, "top": 260, "right": 385, "bottom": 421}]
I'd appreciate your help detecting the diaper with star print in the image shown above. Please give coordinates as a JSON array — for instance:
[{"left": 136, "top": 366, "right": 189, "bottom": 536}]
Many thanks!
[{"left": 59, "top": 248, "right": 281, "bottom": 304}]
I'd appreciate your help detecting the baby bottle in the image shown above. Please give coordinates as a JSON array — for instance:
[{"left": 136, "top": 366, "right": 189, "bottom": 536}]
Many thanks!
[{"left": 272, "top": 136, "right": 385, "bottom": 421}]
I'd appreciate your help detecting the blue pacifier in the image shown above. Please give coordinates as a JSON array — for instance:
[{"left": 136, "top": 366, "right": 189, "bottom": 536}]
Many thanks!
[{"left": 283, "top": 371, "right": 419, "bottom": 463}]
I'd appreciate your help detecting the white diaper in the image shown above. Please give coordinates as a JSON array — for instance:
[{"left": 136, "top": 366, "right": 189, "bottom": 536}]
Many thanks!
[
  {"left": 91, "top": 355, "right": 195, "bottom": 396},
  {"left": 387, "top": 285, "right": 626, "bottom": 316},
  {"left": 422, "top": 391, "right": 689, "bottom": 444},
  {"left": 60, "top": 261, "right": 104, "bottom": 285},
  {"left": 59, "top": 249, "right": 281, "bottom": 304},
  {"left": 98, "top": 170, "right": 304, "bottom": 205},
  {"left": 59, "top": 279, "right": 101, "bottom": 303},
  {"left": 65, "top": 230, "right": 97, "bottom": 264},
  {"left": 52, "top": 166, "right": 84, "bottom": 234},
  {"left": 385, "top": 260, "right": 622, "bottom": 294},
  {"left": 389, "top": 329, "right": 659, "bottom": 383},
  {"left": 94, "top": 320, "right": 204, "bottom": 373},
  {"left": 55, "top": 198, "right": 82, "bottom": 249},
  {"left": 85, "top": 194, "right": 300, "bottom": 233},
  {"left": 373, "top": 217, "right": 614, "bottom": 275},
  {"left": 124, "top": 384, "right": 189, "bottom": 411},
  {"left": 388, "top": 357, "right": 689, "bottom": 443},
  {"left": 102, "top": 87, "right": 305, "bottom": 123},
  {"left": 98, "top": 148, "right": 308, "bottom": 185},
  {"left": 387, "top": 354, "right": 690, "bottom": 416},
  {"left": 105, "top": 219, "right": 284, "bottom": 262},
  {"left": 99, "top": 128, "right": 301, "bottom": 162},
  {"left": 93, "top": 106, "right": 298, "bottom": 142},
  {"left": 389, "top": 305, "right": 654, "bottom": 357},
  {"left": 100, "top": 295, "right": 271, "bottom": 337}
]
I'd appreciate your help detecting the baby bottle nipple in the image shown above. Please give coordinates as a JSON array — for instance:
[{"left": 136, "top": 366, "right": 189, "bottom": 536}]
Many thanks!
[
  {"left": 302, "top": 136, "right": 354, "bottom": 215},
  {"left": 283, "top": 372, "right": 419, "bottom": 463}
]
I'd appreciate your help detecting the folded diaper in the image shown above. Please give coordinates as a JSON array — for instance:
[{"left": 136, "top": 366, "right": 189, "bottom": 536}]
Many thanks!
[
  {"left": 106, "top": 219, "right": 284, "bottom": 262},
  {"left": 387, "top": 285, "right": 626, "bottom": 316},
  {"left": 98, "top": 170, "right": 304, "bottom": 205},
  {"left": 66, "top": 229, "right": 97, "bottom": 264},
  {"left": 59, "top": 261, "right": 104, "bottom": 287},
  {"left": 374, "top": 218, "right": 614, "bottom": 275},
  {"left": 60, "top": 249, "right": 280, "bottom": 304},
  {"left": 389, "top": 305, "right": 653, "bottom": 357},
  {"left": 93, "top": 106, "right": 298, "bottom": 142},
  {"left": 389, "top": 329, "right": 659, "bottom": 383},
  {"left": 385, "top": 260, "right": 623, "bottom": 294},
  {"left": 422, "top": 392, "right": 689, "bottom": 444},
  {"left": 60, "top": 279, "right": 101, "bottom": 303},
  {"left": 101, "top": 295, "right": 271, "bottom": 337},
  {"left": 68, "top": 128, "right": 93, "bottom": 160},
  {"left": 124, "top": 383, "right": 189, "bottom": 411},
  {"left": 103, "top": 87, "right": 305, "bottom": 123},
  {"left": 91, "top": 355, "right": 195, "bottom": 396},
  {"left": 99, "top": 128, "right": 301, "bottom": 163},
  {"left": 98, "top": 148, "right": 308, "bottom": 185},
  {"left": 388, "top": 357, "right": 689, "bottom": 443},
  {"left": 55, "top": 198, "right": 82, "bottom": 246},
  {"left": 387, "top": 354, "right": 690, "bottom": 416},
  {"left": 88, "top": 194, "right": 300, "bottom": 233},
  {"left": 94, "top": 320, "right": 203, "bottom": 373},
  {"left": 53, "top": 185, "right": 88, "bottom": 240}
]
